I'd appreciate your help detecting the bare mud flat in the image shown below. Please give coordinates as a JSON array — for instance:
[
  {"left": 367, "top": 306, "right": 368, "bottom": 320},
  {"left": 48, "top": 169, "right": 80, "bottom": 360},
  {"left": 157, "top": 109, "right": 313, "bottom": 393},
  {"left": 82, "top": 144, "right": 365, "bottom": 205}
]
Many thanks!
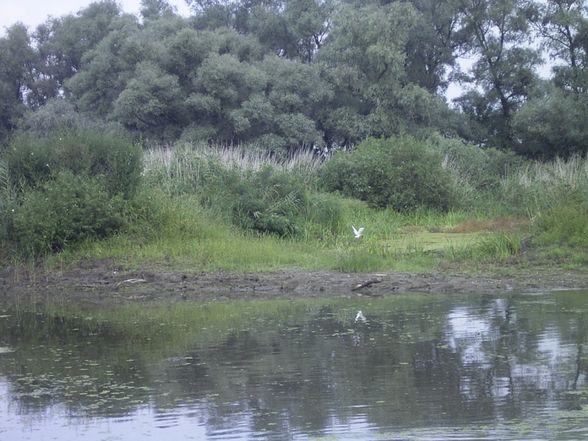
[{"left": 1, "top": 260, "right": 587, "bottom": 307}]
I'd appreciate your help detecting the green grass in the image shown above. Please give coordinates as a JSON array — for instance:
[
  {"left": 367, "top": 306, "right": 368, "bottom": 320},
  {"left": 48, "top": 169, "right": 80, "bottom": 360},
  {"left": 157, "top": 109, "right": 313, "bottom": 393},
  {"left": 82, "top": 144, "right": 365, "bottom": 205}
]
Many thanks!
[
  {"left": 47, "top": 191, "right": 336, "bottom": 272},
  {"left": 45, "top": 188, "right": 534, "bottom": 275},
  {"left": 7, "top": 143, "right": 588, "bottom": 275}
]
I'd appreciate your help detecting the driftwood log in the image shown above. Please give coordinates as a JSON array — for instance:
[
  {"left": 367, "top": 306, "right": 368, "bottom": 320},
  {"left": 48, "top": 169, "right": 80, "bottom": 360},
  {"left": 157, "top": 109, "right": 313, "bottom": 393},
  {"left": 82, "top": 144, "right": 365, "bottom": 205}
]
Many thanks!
[{"left": 351, "top": 277, "right": 383, "bottom": 293}]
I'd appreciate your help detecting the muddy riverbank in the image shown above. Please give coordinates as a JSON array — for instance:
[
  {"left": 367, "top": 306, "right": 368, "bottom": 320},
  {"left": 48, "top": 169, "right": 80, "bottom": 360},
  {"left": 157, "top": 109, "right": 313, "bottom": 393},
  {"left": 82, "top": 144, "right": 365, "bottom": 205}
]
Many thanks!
[{"left": 1, "top": 259, "right": 587, "bottom": 307}]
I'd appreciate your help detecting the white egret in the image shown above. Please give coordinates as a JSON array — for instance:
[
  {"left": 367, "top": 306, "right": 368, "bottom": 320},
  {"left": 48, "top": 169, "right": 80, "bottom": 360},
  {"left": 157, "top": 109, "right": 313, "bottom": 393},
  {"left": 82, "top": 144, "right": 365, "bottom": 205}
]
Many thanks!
[
  {"left": 352, "top": 225, "right": 364, "bottom": 239},
  {"left": 355, "top": 310, "right": 366, "bottom": 323}
]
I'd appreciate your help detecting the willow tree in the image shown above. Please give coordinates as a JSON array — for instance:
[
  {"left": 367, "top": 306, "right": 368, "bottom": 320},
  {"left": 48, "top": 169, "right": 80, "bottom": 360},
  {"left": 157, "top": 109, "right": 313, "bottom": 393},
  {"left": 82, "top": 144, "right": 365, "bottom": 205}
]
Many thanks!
[
  {"left": 512, "top": 0, "right": 588, "bottom": 157},
  {"left": 455, "top": 0, "right": 541, "bottom": 147},
  {"left": 0, "top": 24, "right": 36, "bottom": 143},
  {"left": 318, "top": 2, "right": 446, "bottom": 146}
]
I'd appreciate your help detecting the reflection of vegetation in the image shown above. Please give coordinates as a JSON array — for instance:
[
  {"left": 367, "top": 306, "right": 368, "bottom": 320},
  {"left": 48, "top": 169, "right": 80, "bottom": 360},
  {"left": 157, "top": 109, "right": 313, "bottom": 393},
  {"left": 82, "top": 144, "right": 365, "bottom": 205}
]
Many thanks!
[{"left": 2, "top": 291, "right": 588, "bottom": 437}]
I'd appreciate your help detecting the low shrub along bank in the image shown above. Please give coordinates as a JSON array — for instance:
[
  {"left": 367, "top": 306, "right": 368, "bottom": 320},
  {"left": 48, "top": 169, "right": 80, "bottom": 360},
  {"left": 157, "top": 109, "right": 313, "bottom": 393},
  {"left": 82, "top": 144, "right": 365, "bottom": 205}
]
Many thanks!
[
  {"left": 144, "top": 145, "right": 341, "bottom": 239},
  {"left": 319, "top": 136, "right": 455, "bottom": 211},
  {"left": 5, "top": 131, "right": 142, "bottom": 199},
  {"left": 9, "top": 171, "right": 125, "bottom": 257},
  {"left": 1, "top": 131, "right": 142, "bottom": 258}
]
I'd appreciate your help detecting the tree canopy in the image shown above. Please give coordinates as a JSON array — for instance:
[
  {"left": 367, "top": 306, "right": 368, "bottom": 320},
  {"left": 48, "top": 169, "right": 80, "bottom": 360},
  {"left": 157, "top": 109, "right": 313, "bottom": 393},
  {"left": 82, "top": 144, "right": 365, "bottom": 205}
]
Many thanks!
[{"left": 0, "top": 0, "right": 586, "bottom": 158}]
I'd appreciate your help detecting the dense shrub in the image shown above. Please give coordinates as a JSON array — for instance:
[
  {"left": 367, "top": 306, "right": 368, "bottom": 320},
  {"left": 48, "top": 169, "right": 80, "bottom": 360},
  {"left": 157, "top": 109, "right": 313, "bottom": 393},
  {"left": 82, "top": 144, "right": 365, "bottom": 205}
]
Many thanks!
[
  {"left": 431, "top": 136, "right": 523, "bottom": 211},
  {"left": 435, "top": 137, "right": 522, "bottom": 190},
  {"left": 9, "top": 171, "right": 125, "bottom": 257},
  {"left": 230, "top": 167, "right": 309, "bottom": 237},
  {"left": 146, "top": 151, "right": 298, "bottom": 235},
  {"left": 320, "top": 136, "right": 455, "bottom": 211},
  {"left": 6, "top": 131, "right": 142, "bottom": 199},
  {"left": 226, "top": 168, "right": 345, "bottom": 238}
]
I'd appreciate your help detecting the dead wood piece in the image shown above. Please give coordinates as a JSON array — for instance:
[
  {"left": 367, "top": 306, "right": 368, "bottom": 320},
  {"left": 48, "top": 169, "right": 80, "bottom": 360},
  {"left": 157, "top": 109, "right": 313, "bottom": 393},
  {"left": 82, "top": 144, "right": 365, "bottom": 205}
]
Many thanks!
[
  {"left": 352, "top": 278, "right": 383, "bottom": 292},
  {"left": 115, "top": 278, "right": 147, "bottom": 288}
]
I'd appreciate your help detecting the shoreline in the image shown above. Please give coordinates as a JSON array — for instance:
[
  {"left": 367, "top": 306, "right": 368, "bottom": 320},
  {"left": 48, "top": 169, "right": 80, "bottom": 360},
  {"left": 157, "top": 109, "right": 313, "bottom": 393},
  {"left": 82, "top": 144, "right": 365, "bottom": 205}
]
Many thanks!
[{"left": 1, "top": 260, "right": 587, "bottom": 307}]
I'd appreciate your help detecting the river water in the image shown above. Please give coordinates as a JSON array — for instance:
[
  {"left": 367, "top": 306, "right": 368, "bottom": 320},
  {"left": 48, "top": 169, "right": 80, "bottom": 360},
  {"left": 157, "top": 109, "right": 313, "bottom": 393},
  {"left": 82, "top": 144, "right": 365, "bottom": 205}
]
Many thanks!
[{"left": 1, "top": 290, "right": 588, "bottom": 440}]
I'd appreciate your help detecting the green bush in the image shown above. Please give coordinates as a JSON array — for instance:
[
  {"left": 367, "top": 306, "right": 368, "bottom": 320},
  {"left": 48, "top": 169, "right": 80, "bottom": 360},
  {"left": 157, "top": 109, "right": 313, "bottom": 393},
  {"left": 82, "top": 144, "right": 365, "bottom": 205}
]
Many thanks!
[
  {"left": 436, "top": 137, "right": 522, "bottom": 191},
  {"left": 8, "top": 171, "right": 125, "bottom": 258},
  {"left": 320, "top": 136, "right": 455, "bottom": 211},
  {"left": 6, "top": 131, "right": 142, "bottom": 199},
  {"left": 430, "top": 136, "right": 523, "bottom": 211},
  {"left": 180, "top": 160, "right": 344, "bottom": 238},
  {"left": 230, "top": 167, "right": 308, "bottom": 237}
]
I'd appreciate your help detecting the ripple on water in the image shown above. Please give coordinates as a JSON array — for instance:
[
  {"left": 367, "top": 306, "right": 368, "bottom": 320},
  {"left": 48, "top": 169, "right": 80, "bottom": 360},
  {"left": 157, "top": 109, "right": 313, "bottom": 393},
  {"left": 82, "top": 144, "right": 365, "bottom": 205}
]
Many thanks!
[{"left": 2, "top": 292, "right": 588, "bottom": 440}]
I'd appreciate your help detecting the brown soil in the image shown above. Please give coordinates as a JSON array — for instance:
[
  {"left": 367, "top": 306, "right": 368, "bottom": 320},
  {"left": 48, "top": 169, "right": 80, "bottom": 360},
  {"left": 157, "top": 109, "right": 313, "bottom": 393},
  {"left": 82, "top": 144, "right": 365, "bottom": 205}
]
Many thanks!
[{"left": 1, "top": 259, "right": 587, "bottom": 307}]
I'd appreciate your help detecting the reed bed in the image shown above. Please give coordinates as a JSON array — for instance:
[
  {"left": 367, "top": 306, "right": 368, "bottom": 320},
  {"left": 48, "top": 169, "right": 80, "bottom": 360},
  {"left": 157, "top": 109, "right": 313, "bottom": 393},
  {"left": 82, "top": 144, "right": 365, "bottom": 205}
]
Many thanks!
[
  {"left": 144, "top": 142, "right": 323, "bottom": 180},
  {"left": 499, "top": 154, "right": 588, "bottom": 215}
]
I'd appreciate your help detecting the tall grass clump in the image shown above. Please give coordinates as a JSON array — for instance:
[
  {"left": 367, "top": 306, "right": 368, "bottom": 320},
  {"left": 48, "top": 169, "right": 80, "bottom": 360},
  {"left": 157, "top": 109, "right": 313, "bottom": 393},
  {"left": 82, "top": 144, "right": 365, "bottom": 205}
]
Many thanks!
[
  {"left": 492, "top": 155, "right": 587, "bottom": 262},
  {"left": 476, "top": 233, "right": 523, "bottom": 262},
  {"left": 0, "top": 159, "right": 14, "bottom": 261},
  {"left": 144, "top": 141, "right": 323, "bottom": 194},
  {"left": 446, "top": 232, "right": 524, "bottom": 264},
  {"left": 319, "top": 136, "right": 455, "bottom": 211},
  {"left": 435, "top": 136, "right": 523, "bottom": 212},
  {"left": 533, "top": 193, "right": 588, "bottom": 249},
  {"left": 500, "top": 155, "right": 588, "bottom": 216}
]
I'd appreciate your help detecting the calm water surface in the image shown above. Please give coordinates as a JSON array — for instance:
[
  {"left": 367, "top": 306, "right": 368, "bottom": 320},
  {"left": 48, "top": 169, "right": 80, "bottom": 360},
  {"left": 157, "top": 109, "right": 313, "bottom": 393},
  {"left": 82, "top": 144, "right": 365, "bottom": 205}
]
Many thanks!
[{"left": 1, "top": 290, "right": 588, "bottom": 440}]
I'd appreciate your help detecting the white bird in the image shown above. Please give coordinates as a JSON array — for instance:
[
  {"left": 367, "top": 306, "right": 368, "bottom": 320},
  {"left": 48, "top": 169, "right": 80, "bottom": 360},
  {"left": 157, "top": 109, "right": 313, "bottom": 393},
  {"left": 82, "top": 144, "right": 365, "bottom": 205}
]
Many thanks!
[
  {"left": 352, "top": 225, "right": 364, "bottom": 239},
  {"left": 355, "top": 310, "right": 366, "bottom": 323}
]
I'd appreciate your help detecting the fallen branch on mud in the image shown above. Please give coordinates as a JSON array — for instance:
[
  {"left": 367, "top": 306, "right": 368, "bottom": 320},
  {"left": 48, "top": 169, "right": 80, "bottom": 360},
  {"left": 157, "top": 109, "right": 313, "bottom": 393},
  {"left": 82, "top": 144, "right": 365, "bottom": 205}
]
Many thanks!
[
  {"left": 352, "top": 277, "right": 383, "bottom": 292},
  {"left": 115, "top": 278, "right": 147, "bottom": 289}
]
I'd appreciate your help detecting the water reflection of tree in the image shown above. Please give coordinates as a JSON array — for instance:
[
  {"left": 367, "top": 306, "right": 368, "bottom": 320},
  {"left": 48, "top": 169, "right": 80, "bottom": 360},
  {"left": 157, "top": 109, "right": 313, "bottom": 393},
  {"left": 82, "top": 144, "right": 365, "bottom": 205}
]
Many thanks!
[{"left": 2, "top": 293, "right": 588, "bottom": 438}]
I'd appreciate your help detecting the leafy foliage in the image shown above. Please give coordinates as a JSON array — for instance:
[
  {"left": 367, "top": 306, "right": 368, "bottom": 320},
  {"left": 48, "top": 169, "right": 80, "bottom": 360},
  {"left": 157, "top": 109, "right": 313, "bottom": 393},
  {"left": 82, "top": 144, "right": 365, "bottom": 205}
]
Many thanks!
[
  {"left": 113, "top": 61, "right": 185, "bottom": 139},
  {"left": 8, "top": 171, "right": 125, "bottom": 257},
  {"left": 198, "top": 162, "right": 332, "bottom": 237},
  {"left": 320, "top": 136, "right": 455, "bottom": 211},
  {"left": 19, "top": 98, "right": 125, "bottom": 137},
  {"left": 0, "top": 0, "right": 584, "bottom": 158},
  {"left": 1, "top": 130, "right": 142, "bottom": 258},
  {"left": 0, "top": 24, "right": 35, "bottom": 143},
  {"left": 5, "top": 131, "right": 142, "bottom": 199},
  {"left": 455, "top": 0, "right": 541, "bottom": 147},
  {"left": 512, "top": 84, "right": 588, "bottom": 158}
]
